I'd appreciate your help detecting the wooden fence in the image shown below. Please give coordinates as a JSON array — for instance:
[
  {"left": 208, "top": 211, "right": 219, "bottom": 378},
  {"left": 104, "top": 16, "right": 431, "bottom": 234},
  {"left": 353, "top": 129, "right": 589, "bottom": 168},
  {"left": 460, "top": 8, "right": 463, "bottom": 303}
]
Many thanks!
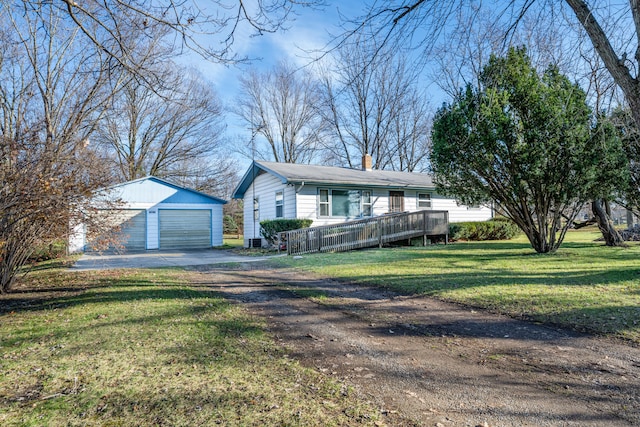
[{"left": 280, "top": 210, "right": 449, "bottom": 256}]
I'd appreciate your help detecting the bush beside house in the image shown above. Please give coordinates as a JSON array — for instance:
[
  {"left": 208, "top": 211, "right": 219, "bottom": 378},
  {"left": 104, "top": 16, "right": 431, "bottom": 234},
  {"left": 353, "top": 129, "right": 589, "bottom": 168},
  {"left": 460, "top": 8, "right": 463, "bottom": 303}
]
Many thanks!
[
  {"left": 260, "top": 219, "right": 313, "bottom": 245},
  {"left": 449, "top": 219, "right": 520, "bottom": 241}
]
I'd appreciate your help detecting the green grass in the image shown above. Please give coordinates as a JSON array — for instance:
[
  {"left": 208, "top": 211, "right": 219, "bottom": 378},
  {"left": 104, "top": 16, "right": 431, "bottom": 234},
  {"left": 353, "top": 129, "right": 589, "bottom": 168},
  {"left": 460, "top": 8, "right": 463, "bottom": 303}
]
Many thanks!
[
  {"left": 215, "top": 234, "right": 244, "bottom": 249},
  {"left": 0, "top": 268, "right": 382, "bottom": 426},
  {"left": 270, "top": 230, "right": 640, "bottom": 343}
]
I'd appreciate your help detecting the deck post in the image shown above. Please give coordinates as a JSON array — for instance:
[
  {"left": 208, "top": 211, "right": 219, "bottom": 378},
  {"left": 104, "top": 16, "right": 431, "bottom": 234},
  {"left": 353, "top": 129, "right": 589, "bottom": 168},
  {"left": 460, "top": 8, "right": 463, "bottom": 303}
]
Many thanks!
[
  {"left": 422, "top": 210, "right": 427, "bottom": 247},
  {"left": 445, "top": 211, "right": 450, "bottom": 244},
  {"left": 377, "top": 217, "right": 383, "bottom": 248}
]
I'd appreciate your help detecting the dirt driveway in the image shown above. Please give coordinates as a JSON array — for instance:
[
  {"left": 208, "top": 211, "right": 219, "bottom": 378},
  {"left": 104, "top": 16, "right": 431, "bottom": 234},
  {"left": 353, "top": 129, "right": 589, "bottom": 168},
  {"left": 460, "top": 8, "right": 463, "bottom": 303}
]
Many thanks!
[{"left": 189, "top": 264, "right": 640, "bottom": 427}]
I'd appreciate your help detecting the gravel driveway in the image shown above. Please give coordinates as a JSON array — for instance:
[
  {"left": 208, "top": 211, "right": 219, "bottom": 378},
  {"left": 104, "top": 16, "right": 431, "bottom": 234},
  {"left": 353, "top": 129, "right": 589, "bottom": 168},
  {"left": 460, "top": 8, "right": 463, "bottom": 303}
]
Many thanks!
[
  {"left": 190, "top": 264, "right": 640, "bottom": 427},
  {"left": 71, "top": 249, "right": 279, "bottom": 271}
]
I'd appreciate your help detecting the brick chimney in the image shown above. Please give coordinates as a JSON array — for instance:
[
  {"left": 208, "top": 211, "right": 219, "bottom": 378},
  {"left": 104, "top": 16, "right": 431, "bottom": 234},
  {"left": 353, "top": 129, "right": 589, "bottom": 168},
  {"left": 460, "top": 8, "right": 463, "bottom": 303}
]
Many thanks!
[{"left": 362, "top": 154, "right": 372, "bottom": 171}]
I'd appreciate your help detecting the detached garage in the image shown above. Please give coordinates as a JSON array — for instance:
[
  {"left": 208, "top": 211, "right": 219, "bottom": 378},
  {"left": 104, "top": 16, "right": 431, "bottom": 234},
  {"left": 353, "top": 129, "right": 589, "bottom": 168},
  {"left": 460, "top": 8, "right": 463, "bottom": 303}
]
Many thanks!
[{"left": 69, "top": 176, "right": 226, "bottom": 253}]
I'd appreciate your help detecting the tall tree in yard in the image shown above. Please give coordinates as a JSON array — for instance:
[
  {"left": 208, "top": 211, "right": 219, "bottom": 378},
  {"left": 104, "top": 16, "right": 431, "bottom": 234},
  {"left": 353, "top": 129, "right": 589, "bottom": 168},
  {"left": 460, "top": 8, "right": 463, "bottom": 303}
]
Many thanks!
[
  {"left": 319, "top": 37, "right": 430, "bottom": 171},
  {"left": 588, "top": 116, "right": 631, "bottom": 245},
  {"left": 95, "top": 65, "right": 232, "bottom": 194},
  {"left": 236, "top": 61, "right": 324, "bottom": 164},
  {"left": 431, "top": 47, "right": 621, "bottom": 253}
]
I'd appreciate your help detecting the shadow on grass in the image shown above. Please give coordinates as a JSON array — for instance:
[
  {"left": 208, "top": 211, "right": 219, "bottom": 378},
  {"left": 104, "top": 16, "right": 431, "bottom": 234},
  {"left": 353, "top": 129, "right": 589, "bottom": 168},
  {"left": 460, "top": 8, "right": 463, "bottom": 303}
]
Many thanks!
[
  {"left": 347, "top": 267, "right": 639, "bottom": 292},
  {"left": 274, "top": 239, "right": 640, "bottom": 266},
  {"left": 1, "top": 277, "right": 207, "bottom": 316},
  {"left": 338, "top": 269, "right": 640, "bottom": 338}
]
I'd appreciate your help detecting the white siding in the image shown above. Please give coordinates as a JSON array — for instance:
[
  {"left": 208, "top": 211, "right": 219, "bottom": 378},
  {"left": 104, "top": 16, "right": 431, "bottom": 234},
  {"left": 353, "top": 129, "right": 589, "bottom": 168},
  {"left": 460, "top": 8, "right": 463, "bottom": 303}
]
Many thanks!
[
  {"left": 68, "top": 222, "right": 85, "bottom": 253},
  {"left": 432, "top": 196, "right": 493, "bottom": 222},
  {"left": 295, "top": 185, "right": 319, "bottom": 221},
  {"left": 211, "top": 205, "right": 223, "bottom": 246},
  {"left": 371, "top": 189, "right": 390, "bottom": 214},
  {"left": 284, "top": 184, "right": 297, "bottom": 218},
  {"left": 242, "top": 172, "right": 288, "bottom": 246}
]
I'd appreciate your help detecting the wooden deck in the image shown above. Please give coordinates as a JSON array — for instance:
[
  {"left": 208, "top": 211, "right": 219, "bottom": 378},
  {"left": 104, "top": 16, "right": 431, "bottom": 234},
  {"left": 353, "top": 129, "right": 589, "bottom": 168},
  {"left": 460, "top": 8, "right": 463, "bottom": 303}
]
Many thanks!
[{"left": 280, "top": 210, "right": 449, "bottom": 256}]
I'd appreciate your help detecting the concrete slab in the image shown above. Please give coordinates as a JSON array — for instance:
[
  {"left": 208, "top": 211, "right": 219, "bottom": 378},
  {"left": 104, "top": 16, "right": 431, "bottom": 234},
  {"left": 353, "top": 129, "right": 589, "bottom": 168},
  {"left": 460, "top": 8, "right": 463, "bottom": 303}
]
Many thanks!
[{"left": 70, "top": 249, "right": 281, "bottom": 271}]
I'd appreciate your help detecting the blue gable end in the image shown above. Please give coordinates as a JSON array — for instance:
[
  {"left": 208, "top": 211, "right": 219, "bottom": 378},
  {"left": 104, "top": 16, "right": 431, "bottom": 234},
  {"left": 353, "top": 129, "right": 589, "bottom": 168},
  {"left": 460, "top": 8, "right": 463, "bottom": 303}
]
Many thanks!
[{"left": 106, "top": 177, "right": 226, "bottom": 205}]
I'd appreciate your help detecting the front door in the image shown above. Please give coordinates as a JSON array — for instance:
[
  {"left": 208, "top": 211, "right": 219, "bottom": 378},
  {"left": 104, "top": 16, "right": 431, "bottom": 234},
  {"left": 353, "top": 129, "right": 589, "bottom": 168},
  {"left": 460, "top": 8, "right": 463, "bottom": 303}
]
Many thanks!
[{"left": 389, "top": 191, "right": 405, "bottom": 213}]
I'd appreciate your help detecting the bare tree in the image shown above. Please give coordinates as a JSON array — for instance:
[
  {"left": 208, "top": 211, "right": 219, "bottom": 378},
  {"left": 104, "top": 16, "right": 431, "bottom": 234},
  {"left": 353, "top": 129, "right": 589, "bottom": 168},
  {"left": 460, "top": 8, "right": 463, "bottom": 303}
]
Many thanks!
[
  {"left": 95, "top": 65, "right": 229, "bottom": 190},
  {"left": 429, "top": 8, "right": 573, "bottom": 99},
  {"left": 319, "top": 36, "right": 430, "bottom": 171},
  {"left": 0, "top": 4, "right": 123, "bottom": 292},
  {"left": 236, "top": 61, "right": 325, "bottom": 163},
  {"left": 388, "top": 90, "right": 431, "bottom": 172},
  {"left": 562, "top": 1, "right": 640, "bottom": 127},
  {"left": 168, "top": 154, "right": 240, "bottom": 198},
  {"left": 10, "top": 0, "right": 324, "bottom": 72},
  {"left": 344, "top": 1, "right": 640, "bottom": 128}
]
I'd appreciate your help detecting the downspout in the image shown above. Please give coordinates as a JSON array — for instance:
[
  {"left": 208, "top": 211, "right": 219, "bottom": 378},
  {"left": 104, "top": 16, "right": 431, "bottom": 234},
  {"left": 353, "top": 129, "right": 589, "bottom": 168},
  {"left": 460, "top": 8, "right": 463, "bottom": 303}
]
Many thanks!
[{"left": 294, "top": 182, "right": 305, "bottom": 218}]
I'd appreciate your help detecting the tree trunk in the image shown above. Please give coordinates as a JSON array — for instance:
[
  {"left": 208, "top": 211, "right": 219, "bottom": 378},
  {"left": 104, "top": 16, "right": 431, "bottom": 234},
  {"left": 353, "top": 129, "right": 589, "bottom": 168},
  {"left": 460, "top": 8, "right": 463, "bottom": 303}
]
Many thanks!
[
  {"left": 565, "top": 0, "right": 640, "bottom": 129},
  {"left": 592, "top": 199, "right": 625, "bottom": 246}
]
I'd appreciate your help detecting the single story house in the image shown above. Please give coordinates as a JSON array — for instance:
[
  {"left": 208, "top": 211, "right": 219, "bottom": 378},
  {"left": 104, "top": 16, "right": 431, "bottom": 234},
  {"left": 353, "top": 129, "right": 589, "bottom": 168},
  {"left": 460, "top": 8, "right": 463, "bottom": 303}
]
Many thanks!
[
  {"left": 69, "top": 176, "right": 226, "bottom": 252},
  {"left": 232, "top": 156, "right": 493, "bottom": 248}
]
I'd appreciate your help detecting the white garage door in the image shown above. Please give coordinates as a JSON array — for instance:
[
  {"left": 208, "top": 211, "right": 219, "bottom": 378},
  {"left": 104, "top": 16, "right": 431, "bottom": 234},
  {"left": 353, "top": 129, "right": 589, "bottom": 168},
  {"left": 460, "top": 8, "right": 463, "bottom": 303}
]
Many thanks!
[
  {"left": 159, "top": 209, "right": 212, "bottom": 249},
  {"left": 88, "top": 209, "right": 146, "bottom": 252}
]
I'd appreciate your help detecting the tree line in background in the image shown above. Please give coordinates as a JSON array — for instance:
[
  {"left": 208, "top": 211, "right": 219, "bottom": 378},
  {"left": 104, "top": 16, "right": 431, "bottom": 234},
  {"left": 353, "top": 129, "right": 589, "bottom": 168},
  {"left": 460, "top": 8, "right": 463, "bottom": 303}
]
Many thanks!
[{"left": 2, "top": 0, "right": 640, "bottom": 291}]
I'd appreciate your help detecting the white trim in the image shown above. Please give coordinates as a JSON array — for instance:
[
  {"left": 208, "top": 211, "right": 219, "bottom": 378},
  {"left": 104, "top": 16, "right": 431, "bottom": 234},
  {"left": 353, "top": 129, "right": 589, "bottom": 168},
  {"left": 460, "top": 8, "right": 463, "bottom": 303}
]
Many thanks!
[{"left": 417, "top": 192, "right": 432, "bottom": 210}]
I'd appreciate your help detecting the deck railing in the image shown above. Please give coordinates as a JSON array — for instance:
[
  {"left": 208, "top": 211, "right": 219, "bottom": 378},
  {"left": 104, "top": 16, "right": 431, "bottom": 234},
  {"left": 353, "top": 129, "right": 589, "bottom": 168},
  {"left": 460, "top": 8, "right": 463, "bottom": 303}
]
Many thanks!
[{"left": 280, "top": 210, "right": 449, "bottom": 256}]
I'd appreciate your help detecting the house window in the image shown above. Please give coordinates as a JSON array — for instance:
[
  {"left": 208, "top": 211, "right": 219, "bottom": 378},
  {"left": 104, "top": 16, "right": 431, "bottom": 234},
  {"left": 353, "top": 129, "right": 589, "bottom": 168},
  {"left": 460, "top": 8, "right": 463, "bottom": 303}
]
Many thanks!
[
  {"left": 275, "top": 191, "right": 284, "bottom": 218},
  {"left": 362, "top": 190, "right": 372, "bottom": 216},
  {"left": 318, "top": 189, "right": 372, "bottom": 218},
  {"left": 332, "top": 189, "right": 361, "bottom": 217},
  {"left": 319, "top": 189, "right": 329, "bottom": 217},
  {"left": 417, "top": 193, "right": 432, "bottom": 209},
  {"left": 253, "top": 197, "right": 259, "bottom": 221}
]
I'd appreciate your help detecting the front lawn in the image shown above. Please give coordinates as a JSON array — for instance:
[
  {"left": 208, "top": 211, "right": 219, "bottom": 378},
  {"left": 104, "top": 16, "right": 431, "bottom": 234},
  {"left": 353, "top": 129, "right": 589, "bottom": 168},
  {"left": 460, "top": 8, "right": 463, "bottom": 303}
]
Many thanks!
[
  {"left": 271, "top": 231, "right": 640, "bottom": 343},
  {"left": 0, "top": 268, "right": 381, "bottom": 426}
]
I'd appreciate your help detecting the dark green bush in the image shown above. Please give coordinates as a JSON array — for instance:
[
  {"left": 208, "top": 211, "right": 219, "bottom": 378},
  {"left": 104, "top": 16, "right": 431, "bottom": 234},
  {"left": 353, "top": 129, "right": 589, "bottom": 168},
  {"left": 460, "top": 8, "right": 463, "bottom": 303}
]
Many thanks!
[
  {"left": 449, "top": 219, "right": 520, "bottom": 241},
  {"left": 260, "top": 218, "right": 313, "bottom": 244}
]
